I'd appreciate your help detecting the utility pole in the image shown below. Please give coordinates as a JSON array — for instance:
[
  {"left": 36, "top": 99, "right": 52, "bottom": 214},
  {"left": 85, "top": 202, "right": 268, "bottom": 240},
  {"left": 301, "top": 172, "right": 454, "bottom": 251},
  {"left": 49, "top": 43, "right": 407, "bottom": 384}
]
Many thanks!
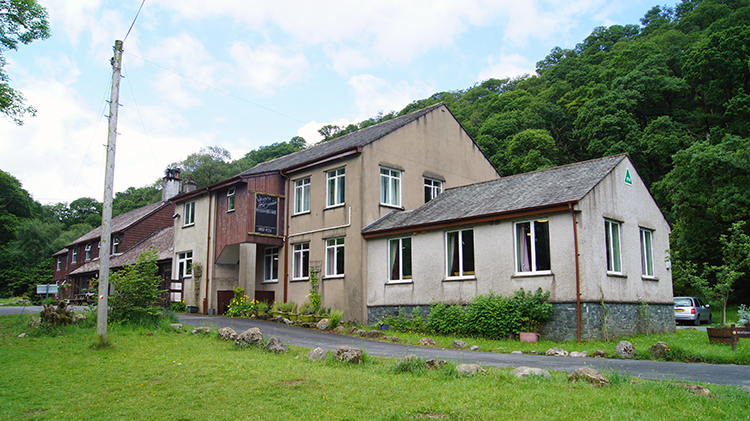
[{"left": 97, "top": 40, "right": 123, "bottom": 344}]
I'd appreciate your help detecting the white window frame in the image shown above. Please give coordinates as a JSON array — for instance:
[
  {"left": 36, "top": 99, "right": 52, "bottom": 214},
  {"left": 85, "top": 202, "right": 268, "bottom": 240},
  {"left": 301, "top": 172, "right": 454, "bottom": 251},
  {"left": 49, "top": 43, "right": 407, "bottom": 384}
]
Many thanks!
[
  {"left": 605, "top": 220, "right": 622, "bottom": 274},
  {"left": 424, "top": 178, "right": 442, "bottom": 203},
  {"left": 177, "top": 251, "right": 193, "bottom": 278},
  {"left": 227, "top": 187, "right": 236, "bottom": 212},
  {"left": 326, "top": 168, "right": 345, "bottom": 207},
  {"left": 325, "top": 237, "right": 345, "bottom": 277},
  {"left": 514, "top": 219, "right": 551, "bottom": 274},
  {"left": 112, "top": 237, "right": 120, "bottom": 255},
  {"left": 263, "top": 247, "right": 279, "bottom": 283},
  {"left": 292, "top": 242, "right": 310, "bottom": 280},
  {"left": 389, "top": 237, "right": 412, "bottom": 282},
  {"left": 640, "top": 228, "right": 655, "bottom": 278},
  {"left": 445, "top": 229, "right": 475, "bottom": 279},
  {"left": 85, "top": 244, "right": 92, "bottom": 261},
  {"left": 184, "top": 201, "right": 196, "bottom": 226},
  {"left": 71, "top": 248, "right": 77, "bottom": 264},
  {"left": 56, "top": 257, "right": 61, "bottom": 271},
  {"left": 380, "top": 167, "right": 402, "bottom": 207},
  {"left": 294, "top": 177, "right": 311, "bottom": 215}
]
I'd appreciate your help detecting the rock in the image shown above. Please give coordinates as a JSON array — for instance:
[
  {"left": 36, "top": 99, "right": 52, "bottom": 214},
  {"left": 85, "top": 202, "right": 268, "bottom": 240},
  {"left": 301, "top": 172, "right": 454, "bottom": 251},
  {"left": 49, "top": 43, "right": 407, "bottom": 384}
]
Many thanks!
[
  {"left": 17, "top": 333, "right": 26, "bottom": 338},
  {"left": 29, "top": 317, "right": 41, "bottom": 328},
  {"left": 452, "top": 340, "right": 468, "bottom": 349},
  {"left": 425, "top": 358, "right": 447, "bottom": 369},
  {"left": 335, "top": 345, "right": 363, "bottom": 364},
  {"left": 545, "top": 348, "right": 569, "bottom": 357},
  {"left": 71, "top": 314, "right": 86, "bottom": 324},
  {"left": 568, "top": 367, "right": 610, "bottom": 386},
  {"left": 334, "top": 326, "right": 345, "bottom": 333},
  {"left": 456, "top": 364, "right": 486, "bottom": 376},
  {"left": 470, "top": 345, "right": 481, "bottom": 351},
  {"left": 307, "top": 347, "right": 327, "bottom": 361},
  {"left": 511, "top": 351, "right": 523, "bottom": 355},
  {"left": 355, "top": 329, "right": 367, "bottom": 337},
  {"left": 648, "top": 342, "right": 669, "bottom": 358},
  {"left": 512, "top": 367, "right": 551, "bottom": 378},
  {"left": 570, "top": 351, "right": 588, "bottom": 358},
  {"left": 418, "top": 337, "right": 436, "bottom": 347},
  {"left": 346, "top": 327, "right": 358, "bottom": 334},
  {"left": 316, "top": 319, "right": 330, "bottom": 330},
  {"left": 264, "top": 336, "right": 287, "bottom": 353},
  {"left": 218, "top": 327, "right": 238, "bottom": 341},
  {"left": 385, "top": 336, "right": 401, "bottom": 342},
  {"left": 283, "top": 318, "right": 294, "bottom": 325},
  {"left": 399, "top": 354, "right": 422, "bottom": 365},
  {"left": 675, "top": 383, "right": 711, "bottom": 396},
  {"left": 191, "top": 326, "right": 212, "bottom": 335},
  {"left": 169, "top": 323, "right": 183, "bottom": 330},
  {"left": 615, "top": 341, "right": 637, "bottom": 359},
  {"left": 593, "top": 350, "right": 607, "bottom": 358},
  {"left": 234, "top": 327, "right": 263, "bottom": 347},
  {"left": 530, "top": 350, "right": 538, "bottom": 355},
  {"left": 365, "top": 330, "right": 384, "bottom": 339}
]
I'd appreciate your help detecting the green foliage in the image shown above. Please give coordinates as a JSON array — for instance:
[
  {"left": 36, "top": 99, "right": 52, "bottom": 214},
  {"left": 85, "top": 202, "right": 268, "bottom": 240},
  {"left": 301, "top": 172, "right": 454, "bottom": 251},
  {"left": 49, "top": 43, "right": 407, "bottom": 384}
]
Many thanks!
[
  {"left": 383, "top": 307, "right": 427, "bottom": 332},
  {"left": 113, "top": 185, "right": 161, "bottom": 216},
  {"left": 309, "top": 267, "right": 321, "bottom": 312},
  {"left": 108, "top": 247, "right": 166, "bottom": 324},
  {"left": 170, "top": 300, "right": 186, "bottom": 312},
  {"left": 225, "top": 287, "right": 258, "bottom": 318},
  {"left": 426, "top": 302, "right": 468, "bottom": 336},
  {"left": 39, "top": 301, "right": 74, "bottom": 326},
  {"left": 738, "top": 304, "right": 749, "bottom": 326},
  {"left": 329, "top": 310, "right": 343, "bottom": 329},
  {"left": 392, "top": 355, "right": 426, "bottom": 374}
]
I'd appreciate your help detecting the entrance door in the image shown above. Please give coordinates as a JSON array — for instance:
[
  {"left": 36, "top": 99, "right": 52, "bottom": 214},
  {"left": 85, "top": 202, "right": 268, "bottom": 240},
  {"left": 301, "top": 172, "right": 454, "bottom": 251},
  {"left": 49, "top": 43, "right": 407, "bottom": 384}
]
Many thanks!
[{"left": 217, "top": 290, "right": 234, "bottom": 315}]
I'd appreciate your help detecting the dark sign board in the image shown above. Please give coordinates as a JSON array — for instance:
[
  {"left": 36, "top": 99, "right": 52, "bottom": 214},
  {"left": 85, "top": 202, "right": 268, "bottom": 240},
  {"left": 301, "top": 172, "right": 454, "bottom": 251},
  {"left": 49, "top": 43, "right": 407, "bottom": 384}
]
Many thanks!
[{"left": 255, "top": 194, "right": 278, "bottom": 235}]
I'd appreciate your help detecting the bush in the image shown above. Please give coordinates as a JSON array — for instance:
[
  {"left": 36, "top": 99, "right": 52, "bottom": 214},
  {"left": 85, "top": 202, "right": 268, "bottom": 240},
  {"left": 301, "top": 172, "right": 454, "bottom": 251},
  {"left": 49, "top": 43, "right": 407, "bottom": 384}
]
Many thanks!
[
  {"left": 383, "top": 307, "right": 427, "bottom": 332},
  {"left": 465, "top": 292, "right": 519, "bottom": 339},
  {"left": 226, "top": 288, "right": 257, "bottom": 318},
  {"left": 329, "top": 310, "right": 343, "bottom": 329},
  {"left": 427, "top": 302, "right": 468, "bottom": 335},
  {"left": 109, "top": 247, "right": 166, "bottom": 324}
]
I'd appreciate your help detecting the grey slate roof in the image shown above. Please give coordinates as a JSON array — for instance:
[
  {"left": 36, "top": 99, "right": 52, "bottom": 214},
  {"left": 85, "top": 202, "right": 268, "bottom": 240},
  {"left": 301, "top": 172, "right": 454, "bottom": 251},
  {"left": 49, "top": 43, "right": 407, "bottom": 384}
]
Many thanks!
[
  {"left": 68, "top": 201, "right": 170, "bottom": 246},
  {"left": 363, "top": 154, "right": 627, "bottom": 234},
  {"left": 240, "top": 102, "right": 446, "bottom": 176},
  {"left": 69, "top": 227, "right": 173, "bottom": 275}
]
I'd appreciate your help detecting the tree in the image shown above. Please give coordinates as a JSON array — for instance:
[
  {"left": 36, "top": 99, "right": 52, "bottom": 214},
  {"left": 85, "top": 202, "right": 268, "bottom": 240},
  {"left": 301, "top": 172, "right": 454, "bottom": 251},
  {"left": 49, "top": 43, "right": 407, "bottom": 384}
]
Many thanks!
[
  {"left": 172, "top": 146, "right": 243, "bottom": 188},
  {"left": 0, "top": 0, "right": 50, "bottom": 125},
  {"left": 113, "top": 185, "right": 161, "bottom": 216},
  {"left": 108, "top": 247, "right": 165, "bottom": 323}
]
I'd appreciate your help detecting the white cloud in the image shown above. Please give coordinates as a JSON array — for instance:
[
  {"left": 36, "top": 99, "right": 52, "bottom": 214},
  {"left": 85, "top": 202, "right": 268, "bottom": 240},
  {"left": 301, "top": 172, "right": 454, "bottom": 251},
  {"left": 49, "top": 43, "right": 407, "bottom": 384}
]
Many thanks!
[
  {"left": 227, "top": 43, "right": 309, "bottom": 95},
  {"left": 477, "top": 54, "right": 536, "bottom": 81},
  {"left": 348, "top": 74, "right": 433, "bottom": 121}
]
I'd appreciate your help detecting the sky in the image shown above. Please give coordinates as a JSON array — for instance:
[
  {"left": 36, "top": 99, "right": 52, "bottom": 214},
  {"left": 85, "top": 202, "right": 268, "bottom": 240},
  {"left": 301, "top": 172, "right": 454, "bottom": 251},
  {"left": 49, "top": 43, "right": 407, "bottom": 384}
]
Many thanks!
[{"left": 0, "top": 0, "right": 654, "bottom": 205}]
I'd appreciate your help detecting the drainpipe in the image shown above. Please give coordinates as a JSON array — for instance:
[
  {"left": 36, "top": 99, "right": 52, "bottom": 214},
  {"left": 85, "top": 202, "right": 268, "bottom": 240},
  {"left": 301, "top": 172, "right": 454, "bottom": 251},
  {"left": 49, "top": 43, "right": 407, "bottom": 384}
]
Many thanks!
[
  {"left": 281, "top": 171, "right": 290, "bottom": 303},
  {"left": 569, "top": 202, "right": 581, "bottom": 342},
  {"left": 204, "top": 191, "right": 212, "bottom": 315}
]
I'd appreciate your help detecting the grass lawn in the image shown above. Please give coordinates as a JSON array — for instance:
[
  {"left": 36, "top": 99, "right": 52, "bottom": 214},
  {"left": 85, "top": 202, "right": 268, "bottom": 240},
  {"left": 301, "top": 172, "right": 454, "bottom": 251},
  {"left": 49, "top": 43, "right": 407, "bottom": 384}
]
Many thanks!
[{"left": 1, "top": 315, "right": 749, "bottom": 421}]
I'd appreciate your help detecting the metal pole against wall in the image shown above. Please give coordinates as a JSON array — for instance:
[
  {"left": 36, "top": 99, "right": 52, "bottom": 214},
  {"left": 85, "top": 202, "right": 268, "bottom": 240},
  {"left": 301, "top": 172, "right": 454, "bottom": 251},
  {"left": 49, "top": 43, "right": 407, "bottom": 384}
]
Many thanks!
[{"left": 97, "top": 40, "right": 123, "bottom": 344}]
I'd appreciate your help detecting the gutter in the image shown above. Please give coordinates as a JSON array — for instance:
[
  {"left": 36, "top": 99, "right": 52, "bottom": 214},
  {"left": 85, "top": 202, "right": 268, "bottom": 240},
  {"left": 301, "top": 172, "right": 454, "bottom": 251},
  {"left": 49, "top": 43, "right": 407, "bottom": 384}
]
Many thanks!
[
  {"left": 288, "top": 206, "right": 352, "bottom": 238},
  {"left": 281, "top": 171, "right": 291, "bottom": 303}
]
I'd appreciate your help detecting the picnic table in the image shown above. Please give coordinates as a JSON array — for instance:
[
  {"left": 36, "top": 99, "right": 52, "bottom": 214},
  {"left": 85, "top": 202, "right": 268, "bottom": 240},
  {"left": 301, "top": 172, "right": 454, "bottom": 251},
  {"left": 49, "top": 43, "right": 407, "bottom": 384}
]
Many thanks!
[{"left": 69, "top": 292, "right": 95, "bottom": 306}]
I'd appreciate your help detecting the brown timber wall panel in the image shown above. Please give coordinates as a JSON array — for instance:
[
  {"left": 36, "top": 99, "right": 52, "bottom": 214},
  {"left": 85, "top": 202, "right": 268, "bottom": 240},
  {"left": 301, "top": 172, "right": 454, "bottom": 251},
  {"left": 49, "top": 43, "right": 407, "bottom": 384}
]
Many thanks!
[{"left": 119, "top": 203, "right": 174, "bottom": 251}]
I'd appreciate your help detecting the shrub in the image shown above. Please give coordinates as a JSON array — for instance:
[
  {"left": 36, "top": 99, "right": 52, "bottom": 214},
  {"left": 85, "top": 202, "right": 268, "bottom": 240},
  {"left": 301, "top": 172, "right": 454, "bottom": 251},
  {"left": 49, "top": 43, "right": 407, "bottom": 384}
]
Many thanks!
[
  {"left": 383, "top": 307, "right": 427, "bottom": 332},
  {"left": 225, "top": 290, "right": 256, "bottom": 318},
  {"left": 738, "top": 304, "right": 749, "bottom": 326},
  {"left": 329, "top": 310, "right": 343, "bottom": 329},
  {"left": 465, "top": 292, "right": 519, "bottom": 339},
  {"left": 109, "top": 247, "right": 166, "bottom": 324},
  {"left": 427, "top": 302, "right": 468, "bottom": 335},
  {"left": 170, "top": 301, "right": 186, "bottom": 312},
  {"left": 39, "top": 301, "right": 74, "bottom": 326}
]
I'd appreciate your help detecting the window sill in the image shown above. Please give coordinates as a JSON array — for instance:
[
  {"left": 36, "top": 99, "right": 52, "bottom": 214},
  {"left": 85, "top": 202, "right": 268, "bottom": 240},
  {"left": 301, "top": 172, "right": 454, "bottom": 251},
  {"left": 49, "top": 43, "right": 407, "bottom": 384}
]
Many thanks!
[
  {"left": 379, "top": 203, "right": 403, "bottom": 210},
  {"left": 292, "top": 211, "right": 311, "bottom": 217},
  {"left": 290, "top": 277, "right": 309, "bottom": 282},
  {"left": 261, "top": 280, "right": 279, "bottom": 284},
  {"left": 606, "top": 272, "right": 627, "bottom": 279},
  {"left": 227, "top": 209, "right": 235, "bottom": 213},
  {"left": 642, "top": 276, "right": 659, "bottom": 282},
  {"left": 443, "top": 276, "right": 476, "bottom": 282},
  {"left": 386, "top": 280, "right": 413, "bottom": 285},
  {"left": 512, "top": 271, "right": 553, "bottom": 278},
  {"left": 324, "top": 203, "right": 345, "bottom": 210},
  {"left": 323, "top": 274, "right": 345, "bottom": 280},
  {"left": 182, "top": 223, "right": 195, "bottom": 228}
]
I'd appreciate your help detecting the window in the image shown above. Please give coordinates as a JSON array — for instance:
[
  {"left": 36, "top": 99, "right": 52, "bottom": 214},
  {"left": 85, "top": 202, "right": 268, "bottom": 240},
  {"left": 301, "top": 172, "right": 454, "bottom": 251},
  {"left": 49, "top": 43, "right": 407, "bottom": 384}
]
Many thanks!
[
  {"left": 424, "top": 178, "right": 442, "bottom": 203},
  {"left": 71, "top": 248, "right": 77, "bottom": 264},
  {"left": 380, "top": 167, "right": 401, "bottom": 207},
  {"left": 56, "top": 257, "right": 61, "bottom": 271},
  {"left": 640, "top": 228, "right": 654, "bottom": 277},
  {"left": 446, "top": 230, "right": 474, "bottom": 278},
  {"left": 85, "top": 244, "right": 92, "bottom": 261},
  {"left": 184, "top": 201, "right": 195, "bottom": 226},
  {"left": 325, "top": 237, "right": 345, "bottom": 277},
  {"left": 112, "top": 237, "right": 120, "bottom": 254},
  {"left": 292, "top": 243, "right": 309, "bottom": 280},
  {"left": 177, "top": 251, "right": 193, "bottom": 278},
  {"left": 227, "top": 187, "right": 236, "bottom": 212},
  {"left": 389, "top": 237, "right": 412, "bottom": 281},
  {"left": 294, "top": 177, "right": 310, "bottom": 214},
  {"left": 515, "top": 219, "right": 551, "bottom": 273},
  {"left": 605, "top": 220, "right": 622, "bottom": 273},
  {"left": 326, "top": 168, "right": 345, "bottom": 207},
  {"left": 263, "top": 247, "right": 279, "bottom": 282}
]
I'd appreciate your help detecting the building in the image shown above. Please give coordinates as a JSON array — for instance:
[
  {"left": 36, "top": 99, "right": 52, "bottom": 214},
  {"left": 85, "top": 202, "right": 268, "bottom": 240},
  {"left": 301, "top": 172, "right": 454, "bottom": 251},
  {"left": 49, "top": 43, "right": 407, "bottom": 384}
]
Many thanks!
[
  {"left": 170, "top": 103, "right": 501, "bottom": 319},
  {"left": 362, "top": 155, "right": 674, "bottom": 340},
  {"left": 53, "top": 169, "right": 184, "bottom": 301}
]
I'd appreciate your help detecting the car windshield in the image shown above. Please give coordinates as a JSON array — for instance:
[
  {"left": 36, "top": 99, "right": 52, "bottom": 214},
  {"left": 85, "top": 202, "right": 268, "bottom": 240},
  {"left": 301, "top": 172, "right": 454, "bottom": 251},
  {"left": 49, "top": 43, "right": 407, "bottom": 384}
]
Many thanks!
[{"left": 674, "top": 298, "right": 692, "bottom": 307}]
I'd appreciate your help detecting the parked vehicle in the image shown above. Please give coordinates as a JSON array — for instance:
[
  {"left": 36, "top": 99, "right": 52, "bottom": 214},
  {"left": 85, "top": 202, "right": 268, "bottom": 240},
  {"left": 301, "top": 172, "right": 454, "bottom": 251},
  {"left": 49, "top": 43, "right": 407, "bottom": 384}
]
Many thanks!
[{"left": 674, "top": 296, "right": 713, "bottom": 326}]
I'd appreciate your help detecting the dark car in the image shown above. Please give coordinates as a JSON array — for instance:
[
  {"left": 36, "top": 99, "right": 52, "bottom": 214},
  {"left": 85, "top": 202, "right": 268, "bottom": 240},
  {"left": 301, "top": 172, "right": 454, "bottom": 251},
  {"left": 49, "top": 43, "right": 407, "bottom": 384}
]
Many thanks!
[{"left": 674, "top": 296, "right": 713, "bottom": 325}]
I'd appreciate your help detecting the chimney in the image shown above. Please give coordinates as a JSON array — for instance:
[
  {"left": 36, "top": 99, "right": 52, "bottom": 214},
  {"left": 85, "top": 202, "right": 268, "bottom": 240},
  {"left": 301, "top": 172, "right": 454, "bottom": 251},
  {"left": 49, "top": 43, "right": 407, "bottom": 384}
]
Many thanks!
[
  {"left": 162, "top": 168, "right": 182, "bottom": 201},
  {"left": 183, "top": 175, "right": 197, "bottom": 193}
]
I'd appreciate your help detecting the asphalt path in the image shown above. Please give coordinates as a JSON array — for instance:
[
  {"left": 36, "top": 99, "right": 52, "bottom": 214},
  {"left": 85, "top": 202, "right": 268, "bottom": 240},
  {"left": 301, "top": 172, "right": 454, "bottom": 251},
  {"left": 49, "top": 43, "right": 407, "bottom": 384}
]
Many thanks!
[{"left": 177, "top": 314, "right": 750, "bottom": 388}]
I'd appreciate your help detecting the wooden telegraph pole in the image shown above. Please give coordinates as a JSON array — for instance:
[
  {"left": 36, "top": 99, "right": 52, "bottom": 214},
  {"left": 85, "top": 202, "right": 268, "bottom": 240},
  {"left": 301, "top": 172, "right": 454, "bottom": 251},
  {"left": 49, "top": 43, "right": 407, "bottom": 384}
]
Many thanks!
[{"left": 97, "top": 40, "right": 123, "bottom": 344}]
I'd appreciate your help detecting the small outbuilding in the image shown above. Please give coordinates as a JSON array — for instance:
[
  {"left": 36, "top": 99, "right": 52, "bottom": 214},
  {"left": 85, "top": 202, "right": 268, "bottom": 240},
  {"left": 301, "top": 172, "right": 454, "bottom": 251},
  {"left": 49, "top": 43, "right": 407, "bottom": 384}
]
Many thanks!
[{"left": 362, "top": 154, "right": 674, "bottom": 341}]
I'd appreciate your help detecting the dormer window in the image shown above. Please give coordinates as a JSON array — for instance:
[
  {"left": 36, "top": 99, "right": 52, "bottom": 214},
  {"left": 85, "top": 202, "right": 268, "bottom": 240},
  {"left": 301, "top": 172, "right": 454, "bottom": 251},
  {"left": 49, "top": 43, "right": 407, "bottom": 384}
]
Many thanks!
[
  {"left": 85, "top": 244, "right": 92, "bottom": 261},
  {"left": 227, "top": 188, "right": 236, "bottom": 212}
]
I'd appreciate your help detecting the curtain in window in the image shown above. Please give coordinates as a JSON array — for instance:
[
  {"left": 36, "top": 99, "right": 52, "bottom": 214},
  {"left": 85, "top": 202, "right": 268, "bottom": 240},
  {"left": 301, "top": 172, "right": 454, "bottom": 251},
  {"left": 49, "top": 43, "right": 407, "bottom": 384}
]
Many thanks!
[
  {"left": 390, "top": 239, "right": 400, "bottom": 280},
  {"left": 517, "top": 223, "right": 531, "bottom": 272},
  {"left": 448, "top": 232, "right": 459, "bottom": 276}
]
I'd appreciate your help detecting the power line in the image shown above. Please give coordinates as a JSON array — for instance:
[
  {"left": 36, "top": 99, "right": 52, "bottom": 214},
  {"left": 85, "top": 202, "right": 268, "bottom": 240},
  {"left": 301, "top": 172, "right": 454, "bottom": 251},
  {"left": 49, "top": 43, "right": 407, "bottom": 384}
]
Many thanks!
[
  {"left": 124, "top": 0, "right": 146, "bottom": 42},
  {"left": 123, "top": 51, "right": 307, "bottom": 124}
]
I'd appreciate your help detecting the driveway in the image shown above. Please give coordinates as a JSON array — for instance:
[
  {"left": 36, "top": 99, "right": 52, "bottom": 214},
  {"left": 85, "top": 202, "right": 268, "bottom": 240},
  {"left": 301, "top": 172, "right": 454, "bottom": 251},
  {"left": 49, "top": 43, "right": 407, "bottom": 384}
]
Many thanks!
[{"left": 178, "top": 314, "right": 750, "bottom": 388}]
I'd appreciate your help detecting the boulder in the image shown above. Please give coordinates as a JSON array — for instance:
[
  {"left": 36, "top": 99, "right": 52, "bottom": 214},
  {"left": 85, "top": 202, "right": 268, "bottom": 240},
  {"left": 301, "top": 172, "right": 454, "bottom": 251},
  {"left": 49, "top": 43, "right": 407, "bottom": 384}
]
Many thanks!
[
  {"left": 470, "top": 345, "right": 481, "bottom": 351},
  {"left": 28, "top": 317, "right": 41, "bottom": 328},
  {"left": 191, "top": 326, "right": 212, "bottom": 335},
  {"left": 512, "top": 367, "right": 551, "bottom": 378},
  {"left": 316, "top": 318, "right": 330, "bottom": 331},
  {"left": 593, "top": 350, "right": 607, "bottom": 358},
  {"left": 452, "top": 340, "right": 467, "bottom": 349},
  {"left": 545, "top": 348, "right": 569, "bottom": 357},
  {"left": 72, "top": 314, "right": 86, "bottom": 324},
  {"left": 17, "top": 333, "right": 26, "bottom": 338},
  {"left": 218, "top": 327, "right": 238, "bottom": 341},
  {"left": 355, "top": 329, "right": 367, "bottom": 337},
  {"left": 346, "top": 327, "right": 358, "bottom": 334},
  {"left": 425, "top": 358, "right": 447, "bottom": 370},
  {"left": 264, "top": 336, "right": 288, "bottom": 353},
  {"left": 675, "top": 383, "right": 711, "bottom": 396},
  {"left": 169, "top": 323, "right": 183, "bottom": 330},
  {"left": 570, "top": 351, "right": 588, "bottom": 358},
  {"left": 456, "top": 364, "right": 486, "bottom": 376},
  {"left": 307, "top": 347, "right": 327, "bottom": 361},
  {"left": 568, "top": 367, "right": 610, "bottom": 386},
  {"left": 335, "top": 345, "right": 363, "bottom": 364},
  {"left": 334, "top": 326, "right": 346, "bottom": 333},
  {"left": 385, "top": 336, "right": 401, "bottom": 342},
  {"left": 648, "top": 342, "right": 669, "bottom": 358},
  {"left": 530, "top": 350, "right": 538, "bottom": 355},
  {"left": 234, "top": 327, "right": 263, "bottom": 347},
  {"left": 511, "top": 351, "right": 523, "bottom": 355},
  {"left": 615, "top": 341, "right": 637, "bottom": 359},
  {"left": 283, "top": 318, "right": 293, "bottom": 325},
  {"left": 365, "top": 330, "right": 384, "bottom": 339},
  {"left": 418, "top": 337, "right": 436, "bottom": 347}
]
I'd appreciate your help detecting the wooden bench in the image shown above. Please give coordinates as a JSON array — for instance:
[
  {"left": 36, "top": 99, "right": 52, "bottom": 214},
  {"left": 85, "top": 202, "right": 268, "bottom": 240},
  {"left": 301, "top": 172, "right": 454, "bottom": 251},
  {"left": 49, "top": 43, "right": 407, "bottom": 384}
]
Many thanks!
[
  {"left": 707, "top": 325, "right": 750, "bottom": 351},
  {"left": 69, "top": 293, "right": 95, "bottom": 306}
]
